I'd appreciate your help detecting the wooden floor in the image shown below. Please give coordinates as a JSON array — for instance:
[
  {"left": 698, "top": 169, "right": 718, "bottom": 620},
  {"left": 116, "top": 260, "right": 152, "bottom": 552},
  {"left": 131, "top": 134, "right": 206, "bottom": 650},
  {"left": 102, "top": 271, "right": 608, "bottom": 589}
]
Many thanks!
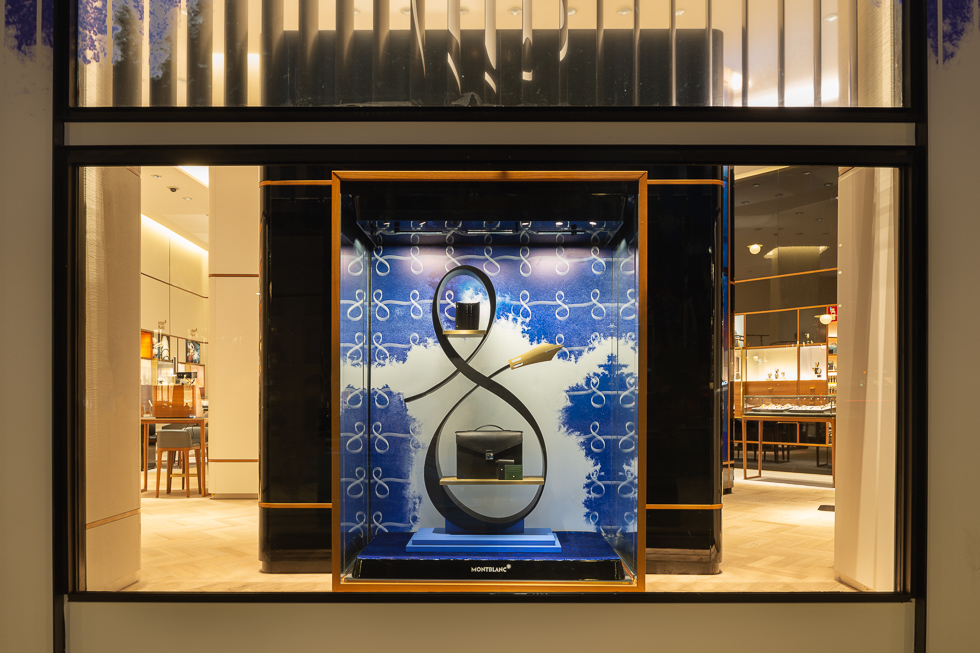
[{"left": 125, "top": 468, "right": 853, "bottom": 592}]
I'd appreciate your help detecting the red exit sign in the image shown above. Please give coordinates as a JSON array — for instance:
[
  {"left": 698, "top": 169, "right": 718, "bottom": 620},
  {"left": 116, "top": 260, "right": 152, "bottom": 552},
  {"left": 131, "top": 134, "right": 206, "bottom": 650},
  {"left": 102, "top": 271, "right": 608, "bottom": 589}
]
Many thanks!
[{"left": 827, "top": 306, "right": 838, "bottom": 322}]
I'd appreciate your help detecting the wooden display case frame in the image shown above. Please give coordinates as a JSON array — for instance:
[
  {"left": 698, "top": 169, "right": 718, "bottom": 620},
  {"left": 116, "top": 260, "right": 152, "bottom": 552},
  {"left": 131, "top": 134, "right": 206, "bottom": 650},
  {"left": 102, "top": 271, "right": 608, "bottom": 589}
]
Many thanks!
[{"left": 330, "top": 170, "right": 648, "bottom": 593}]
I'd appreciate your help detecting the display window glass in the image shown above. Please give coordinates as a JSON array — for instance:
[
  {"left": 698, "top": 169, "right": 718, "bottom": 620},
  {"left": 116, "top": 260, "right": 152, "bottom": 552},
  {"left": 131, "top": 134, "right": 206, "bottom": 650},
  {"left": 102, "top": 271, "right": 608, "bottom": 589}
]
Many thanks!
[
  {"left": 72, "top": 0, "right": 903, "bottom": 108},
  {"left": 73, "top": 162, "right": 901, "bottom": 595}
]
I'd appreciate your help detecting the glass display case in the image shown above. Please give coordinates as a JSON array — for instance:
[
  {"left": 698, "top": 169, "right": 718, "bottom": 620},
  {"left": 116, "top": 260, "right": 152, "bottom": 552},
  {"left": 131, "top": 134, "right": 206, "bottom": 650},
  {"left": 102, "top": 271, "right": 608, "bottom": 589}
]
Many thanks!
[
  {"left": 742, "top": 394, "right": 836, "bottom": 417},
  {"left": 332, "top": 171, "right": 645, "bottom": 591}
]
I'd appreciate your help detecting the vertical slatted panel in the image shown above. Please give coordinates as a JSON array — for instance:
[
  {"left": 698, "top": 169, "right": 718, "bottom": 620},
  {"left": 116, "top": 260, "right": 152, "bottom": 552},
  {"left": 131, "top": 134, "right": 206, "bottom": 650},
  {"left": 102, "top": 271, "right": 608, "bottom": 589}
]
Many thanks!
[
  {"left": 522, "top": 0, "right": 534, "bottom": 103},
  {"left": 224, "top": 0, "right": 248, "bottom": 106},
  {"left": 373, "top": 0, "right": 392, "bottom": 101},
  {"left": 448, "top": 0, "right": 462, "bottom": 99},
  {"left": 149, "top": 0, "right": 180, "bottom": 106},
  {"left": 336, "top": 0, "right": 355, "bottom": 102},
  {"left": 187, "top": 0, "right": 213, "bottom": 106},
  {"left": 558, "top": 0, "right": 568, "bottom": 104},
  {"left": 777, "top": 0, "right": 784, "bottom": 107},
  {"left": 297, "top": 0, "right": 319, "bottom": 105},
  {"left": 261, "top": 0, "right": 286, "bottom": 105},
  {"left": 705, "top": 0, "right": 712, "bottom": 106},
  {"left": 485, "top": 0, "right": 499, "bottom": 103},
  {"left": 813, "top": 0, "right": 821, "bottom": 106},
  {"left": 410, "top": 0, "right": 427, "bottom": 104},
  {"left": 112, "top": 0, "right": 142, "bottom": 106},
  {"left": 741, "top": 0, "right": 748, "bottom": 106}
]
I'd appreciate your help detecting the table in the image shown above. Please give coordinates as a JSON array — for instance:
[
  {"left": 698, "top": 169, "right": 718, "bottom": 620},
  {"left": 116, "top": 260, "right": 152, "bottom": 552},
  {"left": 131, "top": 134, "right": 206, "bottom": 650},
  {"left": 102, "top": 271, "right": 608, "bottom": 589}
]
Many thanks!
[
  {"left": 141, "top": 415, "right": 208, "bottom": 494},
  {"left": 739, "top": 412, "right": 835, "bottom": 487}
]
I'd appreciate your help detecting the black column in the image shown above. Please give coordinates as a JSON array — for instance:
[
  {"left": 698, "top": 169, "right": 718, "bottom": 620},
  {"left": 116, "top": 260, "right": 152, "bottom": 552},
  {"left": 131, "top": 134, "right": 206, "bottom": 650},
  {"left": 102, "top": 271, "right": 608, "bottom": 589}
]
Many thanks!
[{"left": 259, "top": 168, "right": 334, "bottom": 573}]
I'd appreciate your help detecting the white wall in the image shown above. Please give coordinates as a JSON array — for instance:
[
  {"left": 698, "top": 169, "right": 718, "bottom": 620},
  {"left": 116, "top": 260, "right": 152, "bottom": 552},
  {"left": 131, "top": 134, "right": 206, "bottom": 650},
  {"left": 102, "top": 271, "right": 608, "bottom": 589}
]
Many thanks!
[
  {"left": 83, "top": 166, "right": 142, "bottom": 591},
  {"left": 207, "top": 167, "right": 261, "bottom": 496},
  {"left": 834, "top": 167, "right": 898, "bottom": 591},
  {"left": 927, "top": 14, "right": 980, "bottom": 651},
  {"left": 0, "top": 13, "right": 53, "bottom": 653}
]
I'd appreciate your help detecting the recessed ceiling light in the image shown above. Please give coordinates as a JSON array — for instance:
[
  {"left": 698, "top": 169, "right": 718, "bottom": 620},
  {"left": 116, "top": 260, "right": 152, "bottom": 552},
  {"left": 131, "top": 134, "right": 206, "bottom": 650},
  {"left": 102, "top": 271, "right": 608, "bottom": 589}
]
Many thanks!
[
  {"left": 824, "top": 182, "right": 833, "bottom": 187},
  {"left": 753, "top": 183, "right": 760, "bottom": 187},
  {"left": 748, "top": 244, "right": 762, "bottom": 255},
  {"left": 568, "top": 7, "right": 577, "bottom": 15},
  {"left": 825, "top": 13, "right": 838, "bottom": 22},
  {"left": 353, "top": 8, "right": 360, "bottom": 15},
  {"left": 401, "top": 6, "right": 411, "bottom": 13},
  {"left": 816, "top": 218, "right": 824, "bottom": 222},
  {"left": 183, "top": 197, "right": 192, "bottom": 201},
  {"left": 617, "top": 7, "right": 631, "bottom": 15},
  {"left": 675, "top": 9, "right": 685, "bottom": 16},
  {"left": 556, "top": 221, "right": 564, "bottom": 226},
  {"left": 803, "top": 171, "right": 811, "bottom": 175},
  {"left": 509, "top": 6, "right": 521, "bottom": 14},
  {"left": 459, "top": 6, "right": 469, "bottom": 14},
  {"left": 151, "top": 174, "right": 161, "bottom": 179},
  {"left": 589, "top": 221, "right": 597, "bottom": 225},
  {"left": 740, "top": 200, "right": 750, "bottom": 205}
]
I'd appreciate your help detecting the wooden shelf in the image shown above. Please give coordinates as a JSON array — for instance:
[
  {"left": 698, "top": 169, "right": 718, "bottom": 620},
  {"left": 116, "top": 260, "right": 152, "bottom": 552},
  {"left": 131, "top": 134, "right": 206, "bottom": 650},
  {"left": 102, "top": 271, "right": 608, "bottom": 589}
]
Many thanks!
[
  {"left": 440, "top": 476, "right": 544, "bottom": 486},
  {"left": 443, "top": 330, "right": 486, "bottom": 338}
]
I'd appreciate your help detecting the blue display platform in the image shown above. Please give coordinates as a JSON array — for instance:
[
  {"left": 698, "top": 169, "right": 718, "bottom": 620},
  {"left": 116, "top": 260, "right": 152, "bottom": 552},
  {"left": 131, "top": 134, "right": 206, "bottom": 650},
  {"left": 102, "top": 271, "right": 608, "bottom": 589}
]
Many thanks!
[
  {"left": 350, "top": 531, "right": 627, "bottom": 581},
  {"left": 406, "top": 527, "right": 562, "bottom": 553}
]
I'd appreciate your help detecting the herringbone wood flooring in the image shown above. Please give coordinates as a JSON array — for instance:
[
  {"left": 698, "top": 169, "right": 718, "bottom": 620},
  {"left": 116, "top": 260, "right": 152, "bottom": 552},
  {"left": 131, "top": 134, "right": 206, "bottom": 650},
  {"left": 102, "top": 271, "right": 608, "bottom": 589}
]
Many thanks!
[{"left": 123, "top": 469, "right": 852, "bottom": 592}]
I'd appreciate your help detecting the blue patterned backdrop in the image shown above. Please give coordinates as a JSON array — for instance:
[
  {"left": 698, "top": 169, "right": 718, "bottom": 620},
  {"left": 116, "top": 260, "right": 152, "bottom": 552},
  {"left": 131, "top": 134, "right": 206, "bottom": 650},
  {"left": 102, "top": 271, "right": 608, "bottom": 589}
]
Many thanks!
[{"left": 340, "top": 231, "right": 638, "bottom": 544}]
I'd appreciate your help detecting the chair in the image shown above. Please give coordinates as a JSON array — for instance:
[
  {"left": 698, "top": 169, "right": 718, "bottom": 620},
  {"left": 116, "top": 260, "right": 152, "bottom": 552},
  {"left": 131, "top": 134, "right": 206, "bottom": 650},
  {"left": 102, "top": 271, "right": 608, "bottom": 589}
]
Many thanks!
[{"left": 155, "top": 427, "right": 206, "bottom": 497}]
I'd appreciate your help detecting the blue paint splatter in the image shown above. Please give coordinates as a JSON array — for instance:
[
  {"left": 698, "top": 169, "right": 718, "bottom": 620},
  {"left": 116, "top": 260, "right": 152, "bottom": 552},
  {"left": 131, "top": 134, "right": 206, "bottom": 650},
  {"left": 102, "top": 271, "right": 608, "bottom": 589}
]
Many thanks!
[
  {"left": 41, "top": 0, "right": 53, "bottom": 48},
  {"left": 943, "top": 0, "right": 974, "bottom": 63},
  {"left": 148, "top": 0, "right": 179, "bottom": 80},
  {"left": 78, "top": 0, "right": 108, "bottom": 64},
  {"left": 5, "top": 0, "right": 37, "bottom": 57}
]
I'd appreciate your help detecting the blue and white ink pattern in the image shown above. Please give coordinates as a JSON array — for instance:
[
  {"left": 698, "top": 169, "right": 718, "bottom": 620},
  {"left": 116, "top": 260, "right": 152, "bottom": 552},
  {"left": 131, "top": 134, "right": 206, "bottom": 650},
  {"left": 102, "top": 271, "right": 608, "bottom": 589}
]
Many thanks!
[{"left": 339, "top": 231, "right": 639, "bottom": 541}]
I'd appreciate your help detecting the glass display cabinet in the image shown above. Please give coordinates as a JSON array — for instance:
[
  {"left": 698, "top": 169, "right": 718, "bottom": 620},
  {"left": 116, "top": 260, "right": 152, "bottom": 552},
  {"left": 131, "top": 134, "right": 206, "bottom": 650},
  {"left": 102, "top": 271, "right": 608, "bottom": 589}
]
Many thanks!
[
  {"left": 331, "top": 171, "right": 646, "bottom": 591},
  {"left": 739, "top": 394, "right": 836, "bottom": 484}
]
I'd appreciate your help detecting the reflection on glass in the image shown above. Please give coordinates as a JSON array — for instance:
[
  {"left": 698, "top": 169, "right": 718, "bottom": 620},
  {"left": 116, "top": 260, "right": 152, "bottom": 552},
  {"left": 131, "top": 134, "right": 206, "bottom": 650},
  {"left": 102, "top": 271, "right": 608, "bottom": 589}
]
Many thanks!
[{"left": 74, "top": 0, "right": 902, "bottom": 108}]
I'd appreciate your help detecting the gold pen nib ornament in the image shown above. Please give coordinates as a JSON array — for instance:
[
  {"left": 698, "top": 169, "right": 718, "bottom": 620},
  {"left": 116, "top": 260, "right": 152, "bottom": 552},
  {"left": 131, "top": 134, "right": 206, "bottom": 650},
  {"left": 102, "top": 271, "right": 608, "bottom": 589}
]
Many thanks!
[{"left": 507, "top": 343, "right": 563, "bottom": 369}]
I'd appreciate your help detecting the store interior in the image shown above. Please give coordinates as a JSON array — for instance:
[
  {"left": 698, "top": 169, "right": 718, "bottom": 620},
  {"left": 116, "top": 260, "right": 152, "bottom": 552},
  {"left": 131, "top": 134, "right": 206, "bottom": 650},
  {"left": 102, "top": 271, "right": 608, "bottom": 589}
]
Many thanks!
[{"left": 80, "top": 163, "right": 897, "bottom": 593}]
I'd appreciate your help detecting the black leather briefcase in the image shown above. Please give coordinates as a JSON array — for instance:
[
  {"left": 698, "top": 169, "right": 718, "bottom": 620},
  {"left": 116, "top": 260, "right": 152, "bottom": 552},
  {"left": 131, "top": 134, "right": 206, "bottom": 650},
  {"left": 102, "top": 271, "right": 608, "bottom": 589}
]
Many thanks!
[{"left": 455, "top": 425, "right": 523, "bottom": 480}]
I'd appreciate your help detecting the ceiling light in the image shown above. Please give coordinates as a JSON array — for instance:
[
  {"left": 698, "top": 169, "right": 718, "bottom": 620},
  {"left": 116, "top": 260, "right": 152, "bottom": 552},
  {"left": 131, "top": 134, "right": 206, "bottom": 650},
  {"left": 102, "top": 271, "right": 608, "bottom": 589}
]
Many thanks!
[
  {"left": 825, "top": 13, "right": 838, "bottom": 22},
  {"left": 556, "top": 221, "right": 564, "bottom": 226},
  {"left": 675, "top": 9, "right": 685, "bottom": 16},
  {"left": 617, "top": 7, "right": 631, "bottom": 15},
  {"left": 824, "top": 182, "right": 833, "bottom": 187},
  {"left": 509, "top": 6, "right": 521, "bottom": 15},
  {"left": 753, "top": 183, "right": 760, "bottom": 187},
  {"left": 748, "top": 243, "right": 762, "bottom": 255},
  {"left": 803, "top": 171, "right": 811, "bottom": 175},
  {"left": 151, "top": 174, "right": 161, "bottom": 179},
  {"left": 819, "top": 314, "right": 834, "bottom": 325},
  {"left": 353, "top": 8, "right": 360, "bottom": 15},
  {"left": 401, "top": 6, "right": 411, "bottom": 14},
  {"left": 589, "top": 221, "right": 597, "bottom": 225},
  {"left": 815, "top": 217, "right": 824, "bottom": 222},
  {"left": 183, "top": 197, "right": 193, "bottom": 201},
  {"left": 740, "top": 200, "right": 750, "bottom": 205},
  {"left": 775, "top": 193, "right": 783, "bottom": 198},
  {"left": 568, "top": 7, "right": 577, "bottom": 14},
  {"left": 459, "top": 6, "right": 469, "bottom": 14}
]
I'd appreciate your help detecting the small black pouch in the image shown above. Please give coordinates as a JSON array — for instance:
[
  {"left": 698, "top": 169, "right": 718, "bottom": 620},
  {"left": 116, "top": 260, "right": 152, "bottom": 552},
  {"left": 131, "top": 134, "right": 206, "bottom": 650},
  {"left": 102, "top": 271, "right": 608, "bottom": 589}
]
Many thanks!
[
  {"left": 455, "top": 302, "right": 480, "bottom": 330},
  {"left": 455, "top": 425, "right": 523, "bottom": 479}
]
